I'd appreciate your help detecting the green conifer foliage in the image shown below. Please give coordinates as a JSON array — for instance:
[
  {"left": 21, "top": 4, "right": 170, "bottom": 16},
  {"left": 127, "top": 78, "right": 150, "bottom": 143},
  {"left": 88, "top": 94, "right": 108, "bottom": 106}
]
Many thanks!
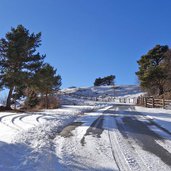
[
  {"left": 0, "top": 25, "right": 44, "bottom": 108},
  {"left": 136, "top": 45, "right": 169, "bottom": 95}
]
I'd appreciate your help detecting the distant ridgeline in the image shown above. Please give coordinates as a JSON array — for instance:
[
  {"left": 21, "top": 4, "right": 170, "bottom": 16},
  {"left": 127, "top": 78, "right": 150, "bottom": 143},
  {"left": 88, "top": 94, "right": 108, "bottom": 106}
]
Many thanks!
[{"left": 94, "top": 75, "right": 115, "bottom": 86}]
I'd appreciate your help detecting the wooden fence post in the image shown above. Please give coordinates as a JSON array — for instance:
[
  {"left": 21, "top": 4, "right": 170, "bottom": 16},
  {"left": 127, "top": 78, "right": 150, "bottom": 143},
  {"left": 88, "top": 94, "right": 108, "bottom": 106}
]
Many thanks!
[
  {"left": 135, "top": 98, "right": 137, "bottom": 104},
  {"left": 141, "top": 96, "right": 143, "bottom": 106},
  {"left": 142, "top": 97, "right": 144, "bottom": 106},
  {"left": 145, "top": 97, "right": 147, "bottom": 107},
  {"left": 152, "top": 97, "right": 154, "bottom": 108},
  {"left": 162, "top": 98, "right": 165, "bottom": 109},
  {"left": 140, "top": 96, "right": 142, "bottom": 105}
]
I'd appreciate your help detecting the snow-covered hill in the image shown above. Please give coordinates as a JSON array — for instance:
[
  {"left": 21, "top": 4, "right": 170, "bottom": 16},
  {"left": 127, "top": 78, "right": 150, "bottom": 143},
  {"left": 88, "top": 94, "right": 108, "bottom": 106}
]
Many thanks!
[
  {"left": 61, "top": 85, "right": 144, "bottom": 99},
  {"left": 59, "top": 85, "right": 144, "bottom": 105}
]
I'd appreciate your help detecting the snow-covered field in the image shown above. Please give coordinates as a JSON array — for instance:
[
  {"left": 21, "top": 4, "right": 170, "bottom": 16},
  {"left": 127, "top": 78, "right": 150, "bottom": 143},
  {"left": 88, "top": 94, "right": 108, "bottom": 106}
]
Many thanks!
[{"left": 1, "top": 85, "right": 171, "bottom": 171}]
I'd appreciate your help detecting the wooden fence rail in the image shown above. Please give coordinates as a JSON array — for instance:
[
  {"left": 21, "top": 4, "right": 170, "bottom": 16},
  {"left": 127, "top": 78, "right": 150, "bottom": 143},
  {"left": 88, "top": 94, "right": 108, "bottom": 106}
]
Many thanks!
[{"left": 137, "top": 96, "right": 171, "bottom": 108}]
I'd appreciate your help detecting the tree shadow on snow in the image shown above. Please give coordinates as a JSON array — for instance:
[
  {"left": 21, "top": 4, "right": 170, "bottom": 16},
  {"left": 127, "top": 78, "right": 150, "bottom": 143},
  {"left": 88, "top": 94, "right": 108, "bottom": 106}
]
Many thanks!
[{"left": 0, "top": 141, "right": 62, "bottom": 171}]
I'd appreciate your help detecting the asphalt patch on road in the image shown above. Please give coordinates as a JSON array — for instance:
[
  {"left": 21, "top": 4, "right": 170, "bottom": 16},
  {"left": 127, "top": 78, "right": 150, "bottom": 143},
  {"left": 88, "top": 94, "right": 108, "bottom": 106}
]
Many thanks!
[
  {"left": 81, "top": 115, "right": 104, "bottom": 146},
  {"left": 60, "top": 122, "right": 83, "bottom": 138}
]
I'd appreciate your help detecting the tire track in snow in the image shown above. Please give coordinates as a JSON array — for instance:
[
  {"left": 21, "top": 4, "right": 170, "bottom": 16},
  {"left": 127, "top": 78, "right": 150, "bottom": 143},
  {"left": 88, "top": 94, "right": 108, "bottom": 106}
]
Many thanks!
[
  {"left": 11, "top": 114, "right": 31, "bottom": 130},
  {"left": 36, "top": 114, "right": 56, "bottom": 122},
  {"left": 107, "top": 123, "right": 122, "bottom": 171},
  {"left": 0, "top": 113, "right": 23, "bottom": 121},
  {"left": 11, "top": 113, "right": 41, "bottom": 129},
  {"left": 36, "top": 115, "right": 44, "bottom": 123},
  {"left": 0, "top": 113, "right": 24, "bottom": 131},
  {"left": 106, "top": 116, "right": 135, "bottom": 171},
  {"left": 19, "top": 114, "right": 37, "bottom": 126},
  {"left": 0, "top": 113, "right": 41, "bottom": 130},
  {"left": 115, "top": 117, "right": 151, "bottom": 171},
  {"left": 0, "top": 112, "right": 60, "bottom": 131},
  {"left": 105, "top": 106, "right": 150, "bottom": 171}
]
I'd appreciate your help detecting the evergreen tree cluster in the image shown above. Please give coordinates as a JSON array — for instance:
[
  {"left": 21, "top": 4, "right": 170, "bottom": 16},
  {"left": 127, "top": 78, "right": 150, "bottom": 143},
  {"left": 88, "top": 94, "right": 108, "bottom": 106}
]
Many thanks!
[
  {"left": 94, "top": 75, "right": 115, "bottom": 86},
  {"left": 0, "top": 25, "right": 61, "bottom": 109},
  {"left": 136, "top": 44, "right": 171, "bottom": 96}
]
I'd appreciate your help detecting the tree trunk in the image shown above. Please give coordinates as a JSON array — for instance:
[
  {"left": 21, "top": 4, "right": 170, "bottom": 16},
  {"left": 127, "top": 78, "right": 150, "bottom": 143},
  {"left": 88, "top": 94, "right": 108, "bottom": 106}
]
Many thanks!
[
  {"left": 6, "top": 87, "right": 13, "bottom": 109},
  {"left": 45, "top": 93, "right": 49, "bottom": 109},
  {"left": 159, "top": 85, "right": 164, "bottom": 96}
]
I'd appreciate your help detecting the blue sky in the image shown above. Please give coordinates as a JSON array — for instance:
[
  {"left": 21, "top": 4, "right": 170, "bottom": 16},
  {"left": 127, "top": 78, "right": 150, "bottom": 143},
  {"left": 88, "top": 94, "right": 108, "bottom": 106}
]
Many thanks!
[{"left": 1, "top": 0, "right": 171, "bottom": 88}]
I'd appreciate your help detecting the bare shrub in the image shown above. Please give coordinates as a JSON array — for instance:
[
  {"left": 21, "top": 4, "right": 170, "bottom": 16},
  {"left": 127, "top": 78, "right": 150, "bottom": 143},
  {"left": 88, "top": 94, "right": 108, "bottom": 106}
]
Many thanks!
[{"left": 36, "top": 95, "right": 60, "bottom": 109}]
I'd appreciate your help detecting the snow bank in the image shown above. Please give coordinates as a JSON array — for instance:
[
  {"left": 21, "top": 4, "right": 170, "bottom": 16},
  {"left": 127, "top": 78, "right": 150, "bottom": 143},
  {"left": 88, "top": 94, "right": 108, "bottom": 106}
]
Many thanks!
[{"left": 135, "top": 106, "right": 171, "bottom": 133}]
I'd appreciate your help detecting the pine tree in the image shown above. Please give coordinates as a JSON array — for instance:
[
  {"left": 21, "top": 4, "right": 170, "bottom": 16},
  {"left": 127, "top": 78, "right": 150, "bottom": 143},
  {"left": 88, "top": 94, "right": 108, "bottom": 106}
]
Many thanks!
[
  {"left": 94, "top": 75, "right": 115, "bottom": 86},
  {"left": 0, "top": 25, "right": 44, "bottom": 109},
  {"left": 25, "top": 89, "right": 39, "bottom": 108},
  {"left": 160, "top": 49, "right": 171, "bottom": 94},
  {"left": 34, "top": 63, "right": 61, "bottom": 109},
  {"left": 136, "top": 45, "right": 169, "bottom": 95}
]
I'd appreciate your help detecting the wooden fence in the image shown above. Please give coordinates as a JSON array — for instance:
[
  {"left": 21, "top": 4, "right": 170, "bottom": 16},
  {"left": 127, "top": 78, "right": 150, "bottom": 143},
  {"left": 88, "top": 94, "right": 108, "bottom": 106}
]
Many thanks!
[{"left": 137, "top": 96, "right": 171, "bottom": 108}]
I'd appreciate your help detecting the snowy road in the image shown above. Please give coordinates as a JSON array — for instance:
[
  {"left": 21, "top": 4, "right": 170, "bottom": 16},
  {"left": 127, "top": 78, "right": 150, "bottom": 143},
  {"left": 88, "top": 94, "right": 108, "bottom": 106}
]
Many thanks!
[
  {"left": 55, "top": 104, "right": 171, "bottom": 171},
  {"left": 1, "top": 104, "right": 171, "bottom": 170}
]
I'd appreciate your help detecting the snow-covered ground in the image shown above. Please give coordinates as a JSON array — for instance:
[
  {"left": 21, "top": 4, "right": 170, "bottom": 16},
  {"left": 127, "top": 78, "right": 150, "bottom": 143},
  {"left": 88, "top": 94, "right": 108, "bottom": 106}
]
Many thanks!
[
  {"left": 1, "top": 85, "right": 171, "bottom": 171},
  {"left": 135, "top": 106, "right": 171, "bottom": 135},
  {"left": 0, "top": 105, "right": 101, "bottom": 171}
]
